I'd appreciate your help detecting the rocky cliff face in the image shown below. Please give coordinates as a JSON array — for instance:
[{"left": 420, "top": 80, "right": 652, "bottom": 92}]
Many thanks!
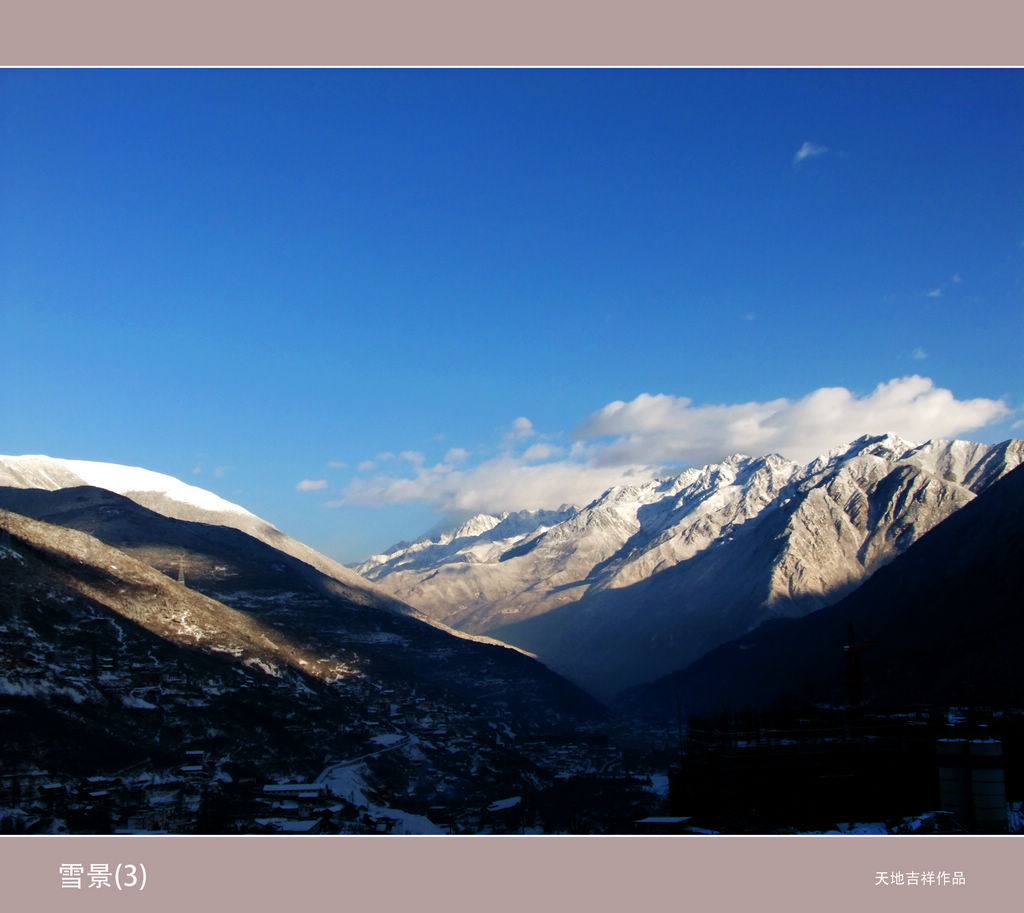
[{"left": 619, "top": 461, "right": 1024, "bottom": 720}]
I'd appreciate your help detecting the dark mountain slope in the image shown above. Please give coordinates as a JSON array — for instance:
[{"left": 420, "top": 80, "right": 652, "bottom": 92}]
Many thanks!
[
  {"left": 1, "top": 507, "right": 616, "bottom": 833},
  {"left": 0, "top": 487, "right": 601, "bottom": 724},
  {"left": 0, "top": 511, "right": 373, "bottom": 780},
  {"left": 0, "top": 485, "right": 404, "bottom": 612}
]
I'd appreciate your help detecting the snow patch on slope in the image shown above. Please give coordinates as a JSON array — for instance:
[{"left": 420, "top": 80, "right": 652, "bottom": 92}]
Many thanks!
[
  {"left": 2, "top": 455, "right": 257, "bottom": 519},
  {"left": 56, "top": 456, "right": 256, "bottom": 519}
]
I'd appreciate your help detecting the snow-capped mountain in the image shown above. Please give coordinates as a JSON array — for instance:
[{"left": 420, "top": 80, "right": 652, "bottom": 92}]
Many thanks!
[
  {"left": 0, "top": 454, "right": 417, "bottom": 617},
  {"left": 356, "top": 506, "right": 578, "bottom": 629},
  {"left": 357, "top": 434, "right": 1024, "bottom": 697},
  {"left": 354, "top": 451, "right": 804, "bottom": 631}
]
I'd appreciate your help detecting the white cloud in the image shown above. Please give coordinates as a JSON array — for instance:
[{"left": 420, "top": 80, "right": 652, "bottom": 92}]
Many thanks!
[
  {"left": 337, "top": 377, "right": 1009, "bottom": 515},
  {"left": 357, "top": 460, "right": 376, "bottom": 472},
  {"left": 444, "top": 447, "right": 470, "bottom": 463},
  {"left": 296, "top": 479, "right": 328, "bottom": 492},
  {"left": 505, "top": 417, "right": 535, "bottom": 441},
  {"left": 952, "top": 273, "right": 962, "bottom": 284},
  {"left": 574, "top": 376, "right": 1008, "bottom": 465},
  {"left": 328, "top": 460, "right": 348, "bottom": 470},
  {"left": 343, "top": 455, "right": 654, "bottom": 515},
  {"left": 794, "top": 141, "right": 828, "bottom": 164},
  {"left": 400, "top": 450, "right": 425, "bottom": 466},
  {"left": 911, "top": 347, "right": 928, "bottom": 361},
  {"left": 523, "top": 443, "right": 564, "bottom": 462},
  {"left": 927, "top": 287, "right": 943, "bottom": 298}
]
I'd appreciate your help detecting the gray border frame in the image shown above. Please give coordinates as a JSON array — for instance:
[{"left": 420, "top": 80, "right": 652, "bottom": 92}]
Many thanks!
[{"left": 2, "top": 2, "right": 1021, "bottom": 908}]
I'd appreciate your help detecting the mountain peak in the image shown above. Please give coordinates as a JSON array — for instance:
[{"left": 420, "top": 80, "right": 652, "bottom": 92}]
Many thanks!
[
  {"left": 444, "top": 512, "right": 505, "bottom": 542},
  {"left": 806, "top": 433, "right": 918, "bottom": 473},
  {"left": 0, "top": 454, "right": 256, "bottom": 519}
]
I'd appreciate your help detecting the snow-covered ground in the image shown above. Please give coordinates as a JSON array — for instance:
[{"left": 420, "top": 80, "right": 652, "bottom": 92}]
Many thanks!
[{"left": 317, "top": 759, "right": 443, "bottom": 835}]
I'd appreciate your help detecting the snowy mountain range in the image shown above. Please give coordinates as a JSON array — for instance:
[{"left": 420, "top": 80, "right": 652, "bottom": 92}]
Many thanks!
[{"left": 355, "top": 434, "right": 1024, "bottom": 698}]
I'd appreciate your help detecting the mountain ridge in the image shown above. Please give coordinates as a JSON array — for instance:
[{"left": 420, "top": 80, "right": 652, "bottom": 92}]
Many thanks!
[
  {"left": 355, "top": 434, "right": 1024, "bottom": 697},
  {"left": 0, "top": 454, "right": 522, "bottom": 653},
  {"left": 0, "top": 454, "right": 396, "bottom": 609}
]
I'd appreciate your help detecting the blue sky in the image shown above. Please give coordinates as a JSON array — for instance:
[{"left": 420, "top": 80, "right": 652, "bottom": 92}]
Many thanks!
[{"left": 2, "top": 69, "right": 1022, "bottom": 561}]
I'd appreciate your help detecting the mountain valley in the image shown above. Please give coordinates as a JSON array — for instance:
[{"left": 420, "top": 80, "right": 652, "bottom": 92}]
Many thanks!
[{"left": 2, "top": 438, "right": 1023, "bottom": 835}]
